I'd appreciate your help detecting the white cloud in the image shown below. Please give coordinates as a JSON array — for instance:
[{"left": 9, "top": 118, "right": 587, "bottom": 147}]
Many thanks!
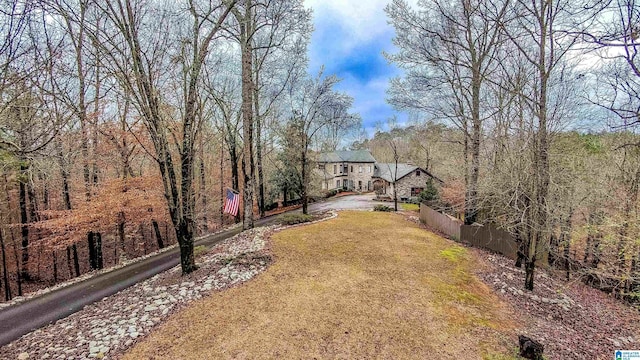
[
  {"left": 305, "top": 0, "right": 391, "bottom": 42},
  {"left": 303, "top": 0, "right": 416, "bottom": 131}
]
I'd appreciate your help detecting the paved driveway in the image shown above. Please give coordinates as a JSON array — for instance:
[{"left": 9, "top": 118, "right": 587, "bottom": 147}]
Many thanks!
[{"left": 310, "top": 193, "right": 389, "bottom": 212}]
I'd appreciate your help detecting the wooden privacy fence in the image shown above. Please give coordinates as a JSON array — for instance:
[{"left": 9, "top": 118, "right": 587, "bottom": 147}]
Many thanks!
[
  {"left": 419, "top": 204, "right": 462, "bottom": 240},
  {"left": 419, "top": 203, "right": 519, "bottom": 260},
  {"left": 460, "top": 224, "right": 519, "bottom": 260}
]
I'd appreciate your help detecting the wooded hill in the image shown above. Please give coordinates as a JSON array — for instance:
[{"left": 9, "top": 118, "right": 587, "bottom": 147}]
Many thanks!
[
  {"left": 361, "top": 121, "right": 640, "bottom": 302},
  {"left": 0, "top": 0, "right": 360, "bottom": 302}
]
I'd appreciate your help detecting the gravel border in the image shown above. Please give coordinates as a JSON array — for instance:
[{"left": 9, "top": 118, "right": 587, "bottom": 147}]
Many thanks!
[
  {"left": 0, "top": 224, "right": 242, "bottom": 311},
  {"left": 474, "top": 251, "right": 640, "bottom": 359},
  {"left": 404, "top": 211, "right": 640, "bottom": 359}
]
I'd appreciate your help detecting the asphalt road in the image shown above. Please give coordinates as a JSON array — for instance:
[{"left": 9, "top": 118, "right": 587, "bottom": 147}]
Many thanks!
[{"left": 0, "top": 194, "right": 382, "bottom": 347}]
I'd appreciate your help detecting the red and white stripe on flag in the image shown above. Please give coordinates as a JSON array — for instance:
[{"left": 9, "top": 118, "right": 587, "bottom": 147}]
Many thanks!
[{"left": 223, "top": 188, "right": 239, "bottom": 217}]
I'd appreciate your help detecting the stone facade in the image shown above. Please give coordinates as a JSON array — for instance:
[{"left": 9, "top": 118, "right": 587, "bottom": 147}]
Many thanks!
[
  {"left": 380, "top": 169, "right": 431, "bottom": 199},
  {"left": 317, "top": 150, "right": 440, "bottom": 195},
  {"left": 318, "top": 162, "right": 375, "bottom": 191}
]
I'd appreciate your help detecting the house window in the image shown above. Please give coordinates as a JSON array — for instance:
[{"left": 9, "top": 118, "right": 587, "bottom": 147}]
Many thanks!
[
  {"left": 336, "top": 180, "right": 341, "bottom": 188},
  {"left": 411, "top": 187, "right": 424, "bottom": 196},
  {"left": 358, "top": 180, "right": 362, "bottom": 190},
  {"left": 416, "top": 170, "right": 421, "bottom": 176},
  {"left": 359, "top": 165, "right": 363, "bottom": 173},
  {"left": 343, "top": 165, "right": 348, "bottom": 173},
  {"left": 318, "top": 164, "right": 325, "bottom": 170},
  {"left": 368, "top": 165, "right": 372, "bottom": 173},
  {"left": 333, "top": 164, "right": 337, "bottom": 174},
  {"left": 350, "top": 165, "right": 353, "bottom": 173},
  {"left": 368, "top": 181, "right": 372, "bottom": 191}
]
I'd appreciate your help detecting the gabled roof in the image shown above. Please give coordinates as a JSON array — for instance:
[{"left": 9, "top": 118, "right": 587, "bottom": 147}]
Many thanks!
[
  {"left": 373, "top": 163, "right": 443, "bottom": 183},
  {"left": 318, "top": 150, "right": 376, "bottom": 163}
]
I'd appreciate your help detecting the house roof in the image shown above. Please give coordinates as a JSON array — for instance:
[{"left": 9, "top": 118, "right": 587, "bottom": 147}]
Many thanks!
[
  {"left": 318, "top": 150, "right": 376, "bottom": 163},
  {"left": 373, "top": 163, "right": 418, "bottom": 183},
  {"left": 373, "top": 163, "right": 444, "bottom": 183}
]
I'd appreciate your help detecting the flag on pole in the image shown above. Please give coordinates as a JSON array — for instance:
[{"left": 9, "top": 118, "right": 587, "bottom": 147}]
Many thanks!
[{"left": 223, "top": 188, "right": 239, "bottom": 217}]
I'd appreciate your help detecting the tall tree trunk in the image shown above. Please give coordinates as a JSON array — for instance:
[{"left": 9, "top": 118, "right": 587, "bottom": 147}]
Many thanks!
[
  {"left": 254, "top": 87, "right": 265, "bottom": 218},
  {"left": 59, "top": 143, "right": 78, "bottom": 279},
  {"left": 117, "top": 211, "right": 126, "bottom": 261},
  {"left": 393, "top": 149, "right": 399, "bottom": 212},
  {"left": 18, "top": 161, "right": 30, "bottom": 280},
  {"left": 152, "top": 220, "right": 164, "bottom": 249},
  {"left": 523, "top": 0, "right": 552, "bottom": 292},
  {"left": 301, "top": 147, "right": 308, "bottom": 215},
  {"left": 220, "top": 139, "right": 225, "bottom": 227},
  {"left": 199, "top": 153, "right": 208, "bottom": 233},
  {"left": 88, "top": 231, "right": 97, "bottom": 271},
  {"left": 4, "top": 174, "right": 22, "bottom": 293},
  {"left": 240, "top": 1, "right": 255, "bottom": 230},
  {"left": 178, "top": 106, "right": 197, "bottom": 273},
  {"left": 27, "top": 173, "right": 39, "bottom": 280},
  {"left": 66, "top": 246, "right": 72, "bottom": 278},
  {"left": 465, "top": 69, "right": 481, "bottom": 225},
  {"left": 72, "top": 244, "right": 80, "bottom": 277},
  {"left": 10, "top": 226, "right": 22, "bottom": 296},
  {"left": 41, "top": 173, "right": 50, "bottom": 211},
  {"left": 1, "top": 227, "right": 11, "bottom": 301},
  {"left": 52, "top": 250, "right": 58, "bottom": 283},
  {"left": 462, "top": 120, "right": 469, "bottom": 219}
]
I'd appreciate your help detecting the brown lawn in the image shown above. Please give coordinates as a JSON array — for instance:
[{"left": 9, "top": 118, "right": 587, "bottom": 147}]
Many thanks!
[{"left": 123, "top": 211, "right": 517, "bottom": 360}]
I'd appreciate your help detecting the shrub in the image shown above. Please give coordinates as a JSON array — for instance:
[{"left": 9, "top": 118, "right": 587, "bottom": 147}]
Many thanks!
[
  {"left": 325, "top": 189, "right": 338, "bottom": 198},
  {"left": 279, "top": 213, "right": 314, "bottom": 225},
  {"left": 419, "top": 178, "right": 439, "bottom": 202},
  {"left": 374, "top": 204, "right": 394, "bottom": 212}
]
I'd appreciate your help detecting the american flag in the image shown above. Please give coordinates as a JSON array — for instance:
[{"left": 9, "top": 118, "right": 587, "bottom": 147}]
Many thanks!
[{"left": 223, "top": 188, "right": 239, "bottom": 217}]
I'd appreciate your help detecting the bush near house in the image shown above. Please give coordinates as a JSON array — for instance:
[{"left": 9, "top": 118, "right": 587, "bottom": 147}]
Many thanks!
[
  {"left": 374, "top": 204, "right": 394, "bottom": 212},
  {"left": 419, "top": 178, "right": 439, "bottom": 202},
  {"left": 322, "top": 188, "right": 345, "bottom": 198}
]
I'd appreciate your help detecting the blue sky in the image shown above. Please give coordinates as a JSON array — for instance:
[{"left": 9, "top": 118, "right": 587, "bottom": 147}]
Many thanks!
[{"left": 304, "top": 0, "right": 416, "bottom": 135}]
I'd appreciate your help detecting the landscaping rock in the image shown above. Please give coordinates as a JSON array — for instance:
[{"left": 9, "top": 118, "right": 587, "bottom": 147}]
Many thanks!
[{"left": 519, "top": 335, "right": 544, "bottom": 360}]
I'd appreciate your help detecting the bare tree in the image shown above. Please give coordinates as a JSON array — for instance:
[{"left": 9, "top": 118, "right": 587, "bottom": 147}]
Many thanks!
[
  {"left": 284, "top": 71, "right": 358, "bottom": 214},
  {"left": 576, "top": 0, "right": 639, "bottom": 132},
  {"left": 91, "top": 0, "right": 235, "bottom": 274},
  {"left": 386, "top": 0, "right": 510, "bottom": 225}
]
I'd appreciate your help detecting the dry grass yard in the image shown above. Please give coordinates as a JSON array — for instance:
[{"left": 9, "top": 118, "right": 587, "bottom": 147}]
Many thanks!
[{"left": 123, "top": 211, "right": 517, "bottom": 359}]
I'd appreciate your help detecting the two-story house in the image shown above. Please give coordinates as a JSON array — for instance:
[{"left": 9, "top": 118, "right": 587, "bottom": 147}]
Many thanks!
[
  {"left": 317, "top": 150, "right": 377, "bottom": 192},
  {"left": 317, "top": 150, "right": 443, "bottom": 199}
]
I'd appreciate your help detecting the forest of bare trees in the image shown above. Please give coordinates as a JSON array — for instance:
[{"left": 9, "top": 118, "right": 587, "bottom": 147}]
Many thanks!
[
  {"left": 0, "top": 0, "right": 358, "bottom": 301},
  {"left": 384, "top": 0, "right": 640, "bottom": 296}
]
